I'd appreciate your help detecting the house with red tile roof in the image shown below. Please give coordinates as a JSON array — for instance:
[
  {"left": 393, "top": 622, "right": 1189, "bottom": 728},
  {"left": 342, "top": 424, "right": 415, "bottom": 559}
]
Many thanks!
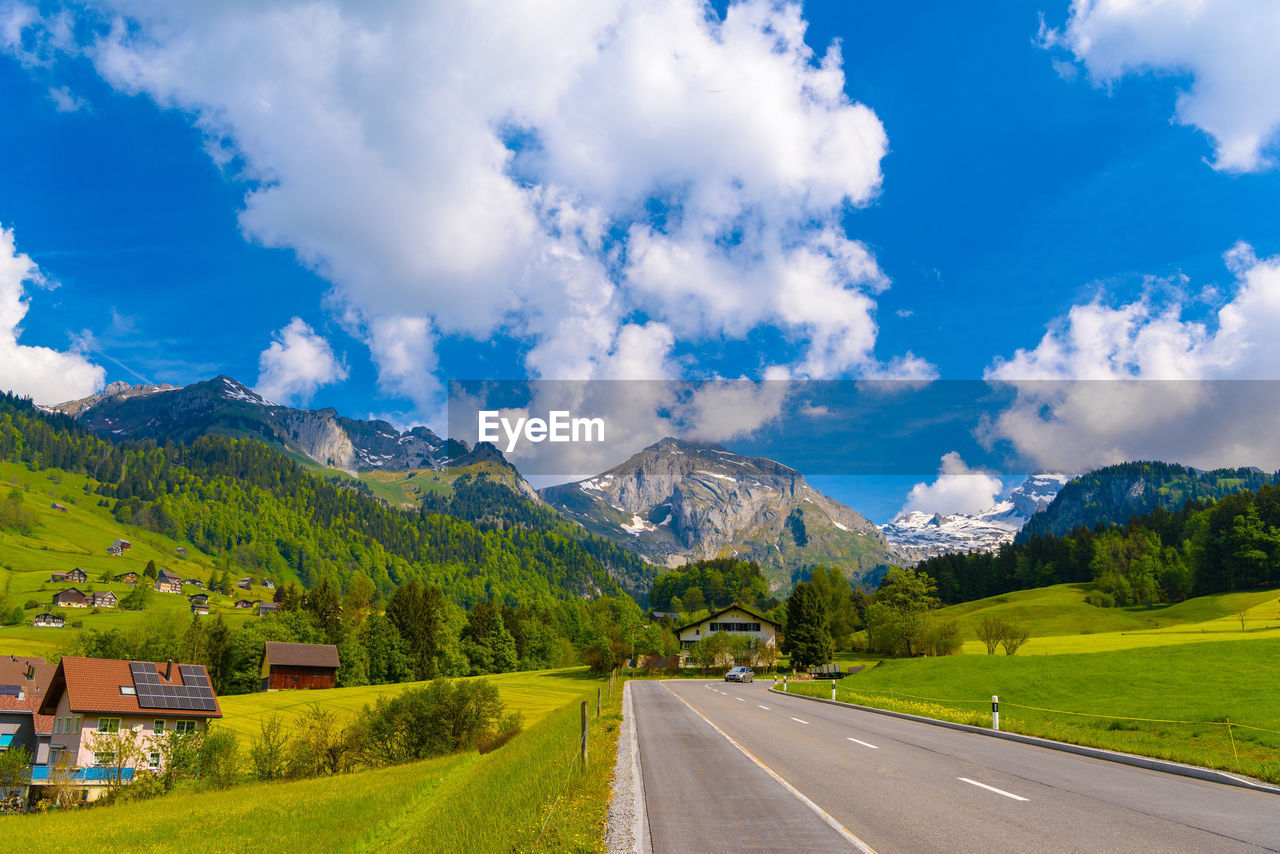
[
  {"left": 0, "top": 656, "right": 55, "bottom": 703},
  {"left": 36, "top": 658, "right": 221, "bottom": 801}
]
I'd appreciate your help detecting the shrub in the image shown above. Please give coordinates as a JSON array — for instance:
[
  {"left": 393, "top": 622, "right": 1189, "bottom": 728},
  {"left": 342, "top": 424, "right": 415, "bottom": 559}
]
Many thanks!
[
  {"left": 356, "top": 678, "right": 515, "bottom": 764},
  {"left": 23, "top": 600, "right": 40, "bottom": 610},
  {"left": 249, "top": 715, "right": 289, "bottom": 781},
  {"left": 198, "top": 728, "right": 241, "bottom": 789},
  {"left": 1084, "top": 589, "right": 1116, "bottom": 608},
  {"left": 922, "top": 619, "right": 963, "bottom": 656},
  {"left": 975, "top": 615, "right": 1010, "bottom": 654},
  {"left": 1001, "top": 624, "right": 1030, "bottom": 655}
]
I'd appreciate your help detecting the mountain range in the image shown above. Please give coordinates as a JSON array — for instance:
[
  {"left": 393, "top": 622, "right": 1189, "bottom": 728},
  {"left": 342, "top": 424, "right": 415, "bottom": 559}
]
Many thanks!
[{"left": 878, "top": 474, "right": 1071, "bottom": 563}]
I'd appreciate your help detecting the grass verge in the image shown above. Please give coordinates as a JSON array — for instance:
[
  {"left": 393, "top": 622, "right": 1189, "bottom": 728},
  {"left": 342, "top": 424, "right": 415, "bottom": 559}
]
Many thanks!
[{"left": 783, "top": 638, "right": 1280, "bottom": 784}]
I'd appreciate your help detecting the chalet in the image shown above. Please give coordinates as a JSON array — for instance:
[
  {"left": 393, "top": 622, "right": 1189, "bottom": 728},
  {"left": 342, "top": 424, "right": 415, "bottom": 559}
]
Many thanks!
[
  {"left": 233, "top": 599, "right": 254, "bottom": 609},
  {"left": 190, "top": 602, "right": 209, "bottom": 616},
  {"left": 260, "top": 642, "right": 339, "bottom": 691},
  {"left": 114, "top": 571, "right": 139, "bottom": 585},
  {"left": 256, "top": 602, "right": 279, "bottom": 617},
  {"left": 188, "top": 593, "right": 209, "bottom": 606},
  {"left": 51, "top": 588, "right": 89, "bottom": 608},
  {"left": 649, "top": 611, "right": 680, "bottom": 623},
  {"left": 262, "top": 580, "right": 276, "bottom": 590},
  {"left": 237, "top": 578, "right": 253, "bottom": 590},
  {"left": 674, "top": 603, "right": 781, "bottom": 665},
  {"left": 32, "top": 613, "right": 64, "bottom": 628},
  {"left": 50, "top": 503, "right": 67, "bottom": 512},
  {"left": 175, "top": 547, "right": 187, "bottom": 557},
  {"left": 90, "top": 591, "right": 117, "bottom": 609},
  {"left": 186, "top": 579, "right": 204, "bottom": 589},
  {"left": 0, "top": 656, "right": 55, "bottom": 702},
  {"left": 36, "top": 657, "right": 221, "bottom": 801},
  {"left": 154, "top": 569, "right": 183, "bottom": 594},
  {"left": 50, "top": 568, "right": 87, "bottom": 584},
  {"left": 106, "top": 539, "right": 131, "bottom": 556}
]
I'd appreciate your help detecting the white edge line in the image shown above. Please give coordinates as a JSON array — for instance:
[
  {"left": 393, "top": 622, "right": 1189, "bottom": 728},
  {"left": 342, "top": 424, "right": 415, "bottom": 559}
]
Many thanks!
[
  {"left": 847, "top": 738, "right": 879, "bottom": 750},
  {"left": 758, "top": 705, "right": 770, "bottom": 710},
  {"left": 736, "top": 697, "right": 745, "bottom": 702},
  {"left": 958, "top": 777, "right": 1028, "bottom": 802},
  {"left": 626, "top": 683, "right": 650, "bottom": 852},
  {"left": 661, "top": 681, "right": 876, "bottom": 854},
  {"left": 791, "top": 717, "right": 810, "bottom": 725}
]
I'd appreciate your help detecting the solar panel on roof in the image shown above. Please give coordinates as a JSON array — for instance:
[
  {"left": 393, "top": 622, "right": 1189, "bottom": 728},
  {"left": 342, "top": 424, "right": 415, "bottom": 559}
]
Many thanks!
[{"left": 129, "top": 662, "right": 217, "bottom": 712}]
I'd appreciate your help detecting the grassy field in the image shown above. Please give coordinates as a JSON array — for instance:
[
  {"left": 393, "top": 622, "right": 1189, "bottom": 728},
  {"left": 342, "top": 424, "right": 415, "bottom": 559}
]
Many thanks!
[
  {"left": 0, "top": 461, "right": 270, "bottom": 658},
  {"left": 215, "top": 667, "right": 601, "bottom": 742},
  {"left": 787, "top": 638, "right": 1280, "bottom": 783},
  {"left": 0, "top": 669, "right": 621, "bottom": 853}
]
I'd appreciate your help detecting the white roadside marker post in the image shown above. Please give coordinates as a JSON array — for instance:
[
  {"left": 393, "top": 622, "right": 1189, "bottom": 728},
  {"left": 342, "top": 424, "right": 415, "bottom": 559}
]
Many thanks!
[
  {"left": 992, "top": 695, "right": 1000, "bottom": 731},
  {"left": 831, "top": 681, "right": 836, "bottom": 701}
]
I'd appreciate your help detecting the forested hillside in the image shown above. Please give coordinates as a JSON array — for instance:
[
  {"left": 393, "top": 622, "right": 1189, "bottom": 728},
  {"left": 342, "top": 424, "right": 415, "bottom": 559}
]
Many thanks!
[
  {"left": 0, "top": 393, "right": 647, "bottom": 606},
  {"left": 919, "top": 482, "right": 1280, "bottom": 607},
  {"left": 1017, "top": 461, "right": 1279, "bottom": 542}
]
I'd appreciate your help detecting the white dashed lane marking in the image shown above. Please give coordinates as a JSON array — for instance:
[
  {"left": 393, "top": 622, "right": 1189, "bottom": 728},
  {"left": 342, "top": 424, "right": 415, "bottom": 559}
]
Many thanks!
[
  {"left": 847, "top": 738, "right": 878, "bottom": 750},
  {"left": 958, "top": 778, "right": 1028, "bottom": 801}
]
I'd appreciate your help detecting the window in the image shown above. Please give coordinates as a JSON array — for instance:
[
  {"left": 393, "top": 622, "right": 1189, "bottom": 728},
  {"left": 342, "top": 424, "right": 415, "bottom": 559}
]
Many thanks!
[
  {"left": 94, "top": 751, "right": 116, "bottom": 765},
  {"left": 97, "top": 717, "right": 120, "bottom": 733},
  {"left": 153, "top": 720, "right": 165, "bottom": 734},
  {"left": 0, "top": 733, "right": 12, "bottom": 748},
  {"left": 120, "top": 686, "right": 136, "bottom": 695},
  {"left": 148, "top": 752, "right": 161, "bottom": 770},
  {"left": 174, "top": 720, "right": 197, "bottom": 735}
]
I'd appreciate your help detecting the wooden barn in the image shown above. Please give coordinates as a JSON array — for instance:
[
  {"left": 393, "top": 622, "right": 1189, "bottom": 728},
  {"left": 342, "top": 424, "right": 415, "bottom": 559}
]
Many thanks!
[{"left": 259, "top": 642, "right": 340, "bottom": 691}]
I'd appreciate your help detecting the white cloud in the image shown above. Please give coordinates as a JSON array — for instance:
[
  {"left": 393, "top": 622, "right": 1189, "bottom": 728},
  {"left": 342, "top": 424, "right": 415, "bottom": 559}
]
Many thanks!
[
  {"left": 985, "top": 242, "right": 1280, "bottom": 471},
  {"left": 255, "top": 317, "right": 347, "bottom": 405},
  {"left": 47, "top": 84, "right": 84, "bottom": 112},
  {"left": 1046, "top": 0, "right": 1280, "bottom": 172},
  {"left": 3, "top": 0, "right": 924, "bottom": 420},
  {"left": 902, "top": 452, "right": 1003, "bottom": 516},
  {"left": 0, "top": 223, "right": 105, "bottom": 403}
]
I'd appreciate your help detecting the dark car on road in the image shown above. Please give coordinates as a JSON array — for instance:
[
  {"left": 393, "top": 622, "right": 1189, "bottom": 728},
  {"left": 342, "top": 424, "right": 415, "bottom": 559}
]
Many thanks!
[{"left": 724, "top": 666, "right": 754, "bottom": 683}]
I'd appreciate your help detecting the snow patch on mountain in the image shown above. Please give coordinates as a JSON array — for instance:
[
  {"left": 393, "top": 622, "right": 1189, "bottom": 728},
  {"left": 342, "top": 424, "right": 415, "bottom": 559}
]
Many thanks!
[{"left": 880, "top": 474, "right": 1071, "bottom": 563}]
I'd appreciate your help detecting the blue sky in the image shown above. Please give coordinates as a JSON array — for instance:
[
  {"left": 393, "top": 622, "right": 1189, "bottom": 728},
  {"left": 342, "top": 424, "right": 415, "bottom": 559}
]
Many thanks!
[{"left": 3, "top": 1, "right": 1280, "bottom": 520}]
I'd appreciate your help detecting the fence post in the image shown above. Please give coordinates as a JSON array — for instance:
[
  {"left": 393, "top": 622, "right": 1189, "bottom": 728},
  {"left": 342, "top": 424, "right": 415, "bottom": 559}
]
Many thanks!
[
  {"left": 597, "top": 687, "right": 601, "bottom": 718},
  {"left": 581, "top": 700, "right": 588, "bottom": 766},
  {"left": 992, "top": 695, "right": 999, "bottom": 731}
]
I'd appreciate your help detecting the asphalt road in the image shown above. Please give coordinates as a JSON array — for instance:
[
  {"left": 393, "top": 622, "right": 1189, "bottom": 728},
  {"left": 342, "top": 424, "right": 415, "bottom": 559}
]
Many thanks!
[{"left": 632, "top": 679, "right": 1280, "bottom": 854}]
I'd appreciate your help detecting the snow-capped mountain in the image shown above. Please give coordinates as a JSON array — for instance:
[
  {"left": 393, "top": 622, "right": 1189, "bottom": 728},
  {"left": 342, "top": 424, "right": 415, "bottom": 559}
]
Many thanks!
[
  {"left": 880, "top": 473, "right": 1071, "bottom": 564},
  {"left": 540, "top": 437, "right": 896, "bottom": 589}
]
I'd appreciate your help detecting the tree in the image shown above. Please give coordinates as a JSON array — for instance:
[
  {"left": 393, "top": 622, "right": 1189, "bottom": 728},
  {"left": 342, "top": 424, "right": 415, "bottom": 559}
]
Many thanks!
[
  {"left": 250, "top": 715, "right": 289, "bottom": 781},
  {"left": 872, "top": 567, "right": 940, "bottom": 657},
  {"left": 690, "top": 631, "right": 730, "bottom": 673},
  {"left": 807, "top": 566, "right": 861, "bottom": 650},
  {"left": 782, "top": 581, "right": 833, "bottom": 670},
  {"left": 1000, "top": 624, "right": 1030, "bottom": 655},
  {"left": 0, "top": 745, "right": 31, "bottom": 811},
  {"left": 119, "top": 580, "right": 152, "bottom": 611},
  {"left": 975, "top": 615, "right": 1009, "bottom": 655},
  {"left": 143, "top": 560, "right": 158, "bottom": 580},
  {"left": 84, "top": 725, "right": 146, "bottom": 791}
]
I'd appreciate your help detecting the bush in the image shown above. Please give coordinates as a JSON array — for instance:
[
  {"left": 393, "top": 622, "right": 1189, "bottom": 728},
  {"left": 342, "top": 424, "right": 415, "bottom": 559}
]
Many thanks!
[
  {"left": 198, "top": 728, "right": 241, "bottom": 789},
  {"left": 249, "top": 716, "right": 289, "bottom": 782},
  {"left": 1084, "top": 589, "right": 1116, "bottom": 608},
  {"left": 356, "top": 678, "right": 516, "bottom": 764},
  {"left": 922, "top": 619, "right": 963, "bottom": 656},
  {"left": 23, "top": 600, "right": 40, "bottom": 610}
]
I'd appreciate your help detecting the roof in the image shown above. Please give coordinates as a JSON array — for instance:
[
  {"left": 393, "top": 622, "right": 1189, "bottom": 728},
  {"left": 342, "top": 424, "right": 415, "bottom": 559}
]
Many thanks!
[
  {"left": 0, "top": 695, "right": 54, "bottom": 733},
  {"left": 156, "top": 569, "right": 183, "bottom": 582},
  {"left": 674, "top": 602, "right": 781, "bottom": 635},
  {"left": 0, "top": 656, "right": 55, "bottom": 699},
  {"left": 53, "top": 587, "right": 87, "bottom": 601},
  {"left": 263, "top": 642, "right": 340, "bottom": 670},
  {"left": 39, "top": 658, "right": 222, "bottom": 718}
]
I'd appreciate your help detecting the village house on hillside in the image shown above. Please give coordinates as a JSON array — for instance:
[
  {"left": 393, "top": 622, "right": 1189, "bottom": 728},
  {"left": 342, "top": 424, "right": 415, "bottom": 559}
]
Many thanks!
[
  {"left": 49, "top": 502, "right": 67, "bottom": 513},
  {"left": 0, "top": 695, "right": 53, "bottom": 808},
  {"left": 90, "top": 591, "right": 117, "bottom": 609},
  {"left": 674, "top": 603, "right": 781, "bottom": 664},
  {"left": 154, "top": 569, "right": 183, "bottom": 594},
  {"left": 190, "top": 602, "right": 209, "bottom": 616},
  {"left": 34, "top": 657, "right": 221, "bottom": 802},
  {"left": 260, "top": 642, "right": 339, "bottom": 691},
  {"left": 50, "top": 568, "right": 86, "bottom": 584},
  {"left": 114, "top": 571, "right": 138, "bottom": 585},
  {"left": 186, "top": 578, "right": 203, "bottom": 589},
  {"left": 51, "top": 588, "right": 88, "bottom": 608},
  {"left": 188, "top": 593, "right": 208, "bottom": 606},
  {"left": 106, "top": 539, "right": 131, "bottom": 556},
  {"left": 32, "top": 613, "right": 64, "bottom": 628},
  {"left": 233, "top": 599, "right": 254, "bottom": 609},
  {"left": 255, "top": 602, "right": 278, "bottom": 617}
]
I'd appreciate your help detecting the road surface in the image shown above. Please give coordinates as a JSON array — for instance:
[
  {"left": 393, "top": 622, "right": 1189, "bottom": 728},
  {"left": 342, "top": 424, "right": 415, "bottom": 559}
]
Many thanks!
[{"left": 631, "top": 679, "right": 1280, "bottom": 853}]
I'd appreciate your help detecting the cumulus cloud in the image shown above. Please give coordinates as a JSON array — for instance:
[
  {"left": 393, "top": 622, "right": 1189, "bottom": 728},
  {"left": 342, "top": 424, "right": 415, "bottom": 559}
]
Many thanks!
[
  {"left": 984, "top": 243, "right": 1280, "bottom": 471},
  {"left": 0, "top": 223, "right": 105, "bottom": 403},
  {"left": 255, "top": 317, "right": 347, "bottom": 405},
  {"left": 3, "top": 0, "right": 923, "bottom": 420},
  {"left": 902, "top": 452, "right": 1003, "bottom": 517},
  {"left": 1046, "top": 0, "right": 1280, "bottom": 172}
]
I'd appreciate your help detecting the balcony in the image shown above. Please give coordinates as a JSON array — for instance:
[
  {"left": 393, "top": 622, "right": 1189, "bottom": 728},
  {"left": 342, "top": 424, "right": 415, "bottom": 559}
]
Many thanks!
[{"left": 28, "top": 766, "right": 136, "bottom": 783}]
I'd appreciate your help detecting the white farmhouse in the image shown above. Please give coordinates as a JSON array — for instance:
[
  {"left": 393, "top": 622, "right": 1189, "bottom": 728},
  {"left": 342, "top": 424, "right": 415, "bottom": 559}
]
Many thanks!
[{"left": 675, "top": 603, "right": 780, "bottom": 657}]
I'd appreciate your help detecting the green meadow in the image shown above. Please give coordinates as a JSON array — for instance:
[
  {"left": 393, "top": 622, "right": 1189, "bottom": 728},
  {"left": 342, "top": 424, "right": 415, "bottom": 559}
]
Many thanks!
[
  {"left": 0, "top": 670, "right": 623, "bottom": 853},
  {"left": 0, "top": 461, "right": 269, "bottom": 658}
]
